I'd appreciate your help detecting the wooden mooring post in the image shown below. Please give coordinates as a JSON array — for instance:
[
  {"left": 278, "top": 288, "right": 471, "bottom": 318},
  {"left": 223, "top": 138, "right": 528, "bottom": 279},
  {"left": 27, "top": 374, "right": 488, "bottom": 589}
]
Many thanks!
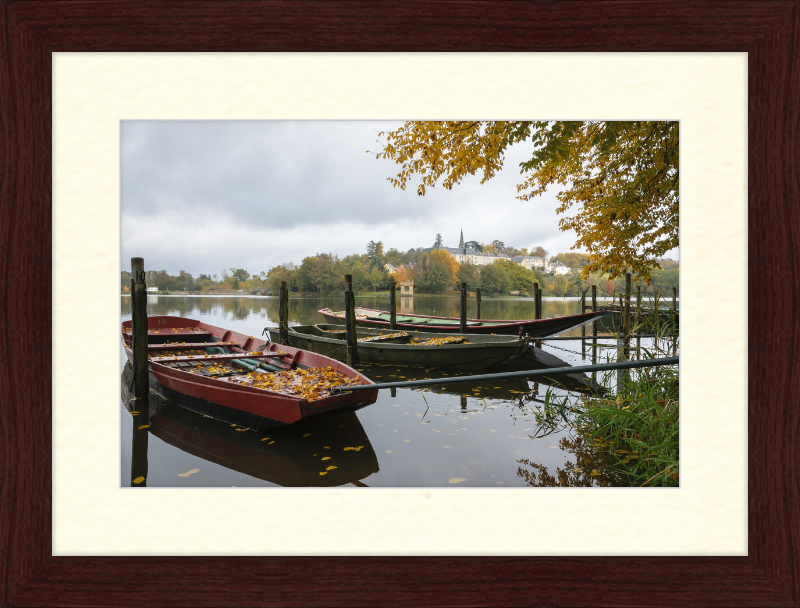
[
  {"left": 344, "top": 274, "right": 359, "bottom": 366},
  {"left": 636, "top": 286, "right": 642, "bottom": 360},
  {"left": 672, "top": 286, "right": 678, "bottom": 355},
  {"left": 130, "top": 257, "right": 149, "bottom": 406},
  {"left": 533, "top": 283, "right": 542, "bottom": 348},
  {"left": 623, "top": 273, "right": 632, "bottom": 355},
  {"left": 389, "top": 284, "right": 397, "bottom": 329},
  {"left": 580, "top": 287, "right": 587, "bottom": 360},
  {"left": 460, "top": 282, "right": 467, "bottom": 333},
  {"left": 278, "top": 280, "right": 289, "bottom": 345},
  {"left": 591, "top": 284, "right": 598, "bottom": 366},
  {"left": 476, "top": 288, "right": 481, "bottom": 320}
]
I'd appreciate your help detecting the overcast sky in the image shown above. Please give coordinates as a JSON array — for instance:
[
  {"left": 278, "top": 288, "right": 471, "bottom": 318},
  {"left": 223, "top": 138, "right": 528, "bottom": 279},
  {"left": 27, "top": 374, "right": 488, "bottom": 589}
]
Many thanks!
[{"left": 120, "top": 121, "right": 674, "bottom": 277}]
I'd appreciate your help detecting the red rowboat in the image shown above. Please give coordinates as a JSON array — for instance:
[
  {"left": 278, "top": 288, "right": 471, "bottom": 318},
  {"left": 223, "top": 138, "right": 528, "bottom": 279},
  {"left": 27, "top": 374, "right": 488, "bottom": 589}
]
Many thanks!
[
  {"left": 317, "top": 306, "right": 605, "bottom": 337},
  {"left": 121, "top": 315, "right": 378, "bottom": 429}
]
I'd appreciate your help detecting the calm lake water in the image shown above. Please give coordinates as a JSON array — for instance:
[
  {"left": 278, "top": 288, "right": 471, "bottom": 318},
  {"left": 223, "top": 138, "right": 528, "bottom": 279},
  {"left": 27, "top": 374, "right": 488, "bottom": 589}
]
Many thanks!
[{"left": 120, "top": 294, "right": 676, "bottom": 488}]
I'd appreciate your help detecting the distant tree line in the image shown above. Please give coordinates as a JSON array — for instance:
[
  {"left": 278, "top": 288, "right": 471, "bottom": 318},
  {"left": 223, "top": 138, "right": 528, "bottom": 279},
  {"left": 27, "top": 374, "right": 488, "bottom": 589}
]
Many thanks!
[{"left": 121, "top": 240, "right": 678, "bottom": 297}]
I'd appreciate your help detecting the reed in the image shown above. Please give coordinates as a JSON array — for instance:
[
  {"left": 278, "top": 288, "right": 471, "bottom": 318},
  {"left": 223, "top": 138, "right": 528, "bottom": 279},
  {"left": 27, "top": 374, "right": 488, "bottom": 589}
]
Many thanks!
[{"left": 529, "top": 292, "right": 679, "bottom": 487}]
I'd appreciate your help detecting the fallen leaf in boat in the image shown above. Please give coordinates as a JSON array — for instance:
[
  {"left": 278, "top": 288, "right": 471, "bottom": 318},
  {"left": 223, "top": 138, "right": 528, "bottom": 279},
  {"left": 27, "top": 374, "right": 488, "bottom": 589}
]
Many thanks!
[
  {"left": 343, "top": 446, "right": 364, "bottom": 451},
  {"left": 177, "top": 469, "right": 200, "bottom": 478},
  {"left": 235, "top": 428, "right": 246, "bottom": 432},
  {"left": 321, "top": 457, "right": 331, "bottom": 460},
  {"left": 319, "top": 471, "right": 328, "bottom": 476},
  {"left": 449, "top": 478, "right": 466, "bottom": 483},
  {"left": 137, "top": 425, "right": 150, "bottom": 430},
  {"left": 269, "top": 441, "right": 275, "bottom": 444},
  {"left": 133, "top": 476, "right": 145, "bottom": 484},
  {"left": 326, "top": 466, "right": 337, "bottom": 471},
  {"left": 323, "top": 446, "right": 330, "bottom": 449},
  {"left": 261, "top": 438, "right": 270, "bottom": 441}
]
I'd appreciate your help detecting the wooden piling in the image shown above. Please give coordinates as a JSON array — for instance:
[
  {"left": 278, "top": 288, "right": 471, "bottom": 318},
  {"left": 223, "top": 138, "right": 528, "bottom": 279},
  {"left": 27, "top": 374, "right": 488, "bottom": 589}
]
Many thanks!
[
  {"left": 278, "top": 280, "right": 289, "bottom": 345},
  {"left": 636, "top": 286, "right": 642, "bottom": 360},
  {"left": 460, "top": 282, "right": 467, "bottom": 333},
  {"left": 580, "top": 287, "right": 587, "bottom": 359},
  {"left": 533, "top": 283, "right": 541, "bottom": 319},
  {"left": 131, "top": 257, "right": 149, "bottom": 405},
  {"left": 581, "top": 287, "right": 589, "bottom": 360},
  {"left": 623, "top": 272, "right": 632, "bottom": 360},
  {"left": 389, "top": 284, "right": 397, "bottom": 329},
  {"left": 476, "top": 288, "right": 481, "bottom": 320},
  {"left": 344, "top": 274, "right": 359, "bottom": 366},
  {"left": 537, "top": 287, "right": 543, "bottom": 320},
  {"left": 672, "top": 286, "right": 677, "bottom": 311},
  {"left": 591, "top": 285, "right": 598, "bottom": 365}
]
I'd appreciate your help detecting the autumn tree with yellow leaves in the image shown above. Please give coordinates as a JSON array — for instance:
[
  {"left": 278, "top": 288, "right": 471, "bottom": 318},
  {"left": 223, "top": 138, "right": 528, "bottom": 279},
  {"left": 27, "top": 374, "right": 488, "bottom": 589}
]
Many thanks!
[
  {"left": 373, "top": 121, "right": 678, "bottom": 282},
  {"left": 427, "top": 249, "right": 459, "bottom": 293}
]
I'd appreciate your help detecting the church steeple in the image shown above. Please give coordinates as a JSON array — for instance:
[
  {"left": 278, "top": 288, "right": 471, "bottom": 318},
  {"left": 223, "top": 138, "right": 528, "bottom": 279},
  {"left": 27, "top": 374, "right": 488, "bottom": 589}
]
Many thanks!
[{"left": 458, "top": 226, "right": 465, "bottom": 249}]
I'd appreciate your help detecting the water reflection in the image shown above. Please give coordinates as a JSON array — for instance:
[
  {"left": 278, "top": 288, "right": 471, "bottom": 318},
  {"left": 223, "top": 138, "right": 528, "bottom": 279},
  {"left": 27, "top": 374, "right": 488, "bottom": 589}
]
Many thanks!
[
  {"left": 120, "top": 295, "right": 675, "bottom": 487},
  {"left": 517, "top": 435, "right": 636, "bottom": 487},
  {"left": 122, "top": 363, "right": 379, "bottom": 487}
]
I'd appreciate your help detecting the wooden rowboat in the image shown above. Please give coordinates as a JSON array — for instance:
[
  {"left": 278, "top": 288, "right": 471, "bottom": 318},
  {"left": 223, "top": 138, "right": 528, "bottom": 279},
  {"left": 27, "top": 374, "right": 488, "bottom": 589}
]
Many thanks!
[
  {"left": 121, "top": 315, "right": 378, "bottom": 429},
  {"left": 276, "top": 324, "right": 525, "bottom": 370},
  {"left": 317, "top": 306, "right": 605, "bottom": 336}
]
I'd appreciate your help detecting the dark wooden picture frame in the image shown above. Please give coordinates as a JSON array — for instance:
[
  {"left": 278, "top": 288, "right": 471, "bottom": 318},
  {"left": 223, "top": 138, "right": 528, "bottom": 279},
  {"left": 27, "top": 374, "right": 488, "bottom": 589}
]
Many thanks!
[{"left": 2, "top": 2, "right": 798, "bottom": 606}]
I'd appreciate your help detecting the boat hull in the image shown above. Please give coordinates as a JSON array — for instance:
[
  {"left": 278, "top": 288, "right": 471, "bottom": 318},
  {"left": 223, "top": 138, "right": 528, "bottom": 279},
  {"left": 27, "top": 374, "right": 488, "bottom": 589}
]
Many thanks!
[
  {"left": 284, "top": 324, "right": 524, "bottom": 370},
  {"left": 317, "top": 307, "right": 605, "bottom": 337},
  {"left": 122, "top": 316, "right": 378, "bottom": 429}
]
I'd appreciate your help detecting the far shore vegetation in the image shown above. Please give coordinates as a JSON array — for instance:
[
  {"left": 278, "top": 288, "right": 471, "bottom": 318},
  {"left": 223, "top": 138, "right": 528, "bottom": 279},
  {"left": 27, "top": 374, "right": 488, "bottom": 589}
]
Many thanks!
[{"left": 121, "top": 245, "right": 678, "bottom": 300}]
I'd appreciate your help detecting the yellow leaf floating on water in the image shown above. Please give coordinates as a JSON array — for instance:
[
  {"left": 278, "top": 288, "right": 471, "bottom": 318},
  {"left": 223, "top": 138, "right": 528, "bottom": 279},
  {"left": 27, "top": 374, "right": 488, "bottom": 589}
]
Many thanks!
[
  {"left": 177, "top": 469, "right": 200, "bottom": 478},
  {"left": 137, "top": 425, "right": 150, "bottom": 430},
  {"left": 403, "top": 440, "right": 410, "bottom": 443},
  {"left": 319, "top": 471, "right": 328, "bottom": 476},
  {"left": 326, "top": 466, "right": 337, "bottom": 471},
  {"left": 261, "top": 438, "right": 270, "bottom": 441},
  {"left": 269, "top": 441, "right": 275, "bottom": 444},
  {"left": 443, "top": 446, "right": 454, "bottom": 448},
  {"left": 343, "top": 446, "right": 364, "bottom": 451},
  {"left": 449, "top": 478, "right": 467, "bottom": 483},
  {"left": 133, "top": 476, "right": 145, "bottom": 484},
  {"left": 386, "top": 450, "right": 393, "bottom": 453},
  {"left": 321, "top": 457, "right": 331, "bottom": 461}
]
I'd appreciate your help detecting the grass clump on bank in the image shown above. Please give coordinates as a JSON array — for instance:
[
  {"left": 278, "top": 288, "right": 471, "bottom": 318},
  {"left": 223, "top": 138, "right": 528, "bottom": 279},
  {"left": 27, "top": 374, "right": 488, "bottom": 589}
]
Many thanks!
[{"left": 575, "top": 363, "right": 679, "bottom": 486}]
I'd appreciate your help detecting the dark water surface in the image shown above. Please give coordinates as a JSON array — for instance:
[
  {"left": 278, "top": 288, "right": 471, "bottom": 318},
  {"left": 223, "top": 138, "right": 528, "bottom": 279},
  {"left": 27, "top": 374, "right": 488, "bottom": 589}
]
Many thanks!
[{"left": 120, "top": 294, "right": 665, "bottom": 488}]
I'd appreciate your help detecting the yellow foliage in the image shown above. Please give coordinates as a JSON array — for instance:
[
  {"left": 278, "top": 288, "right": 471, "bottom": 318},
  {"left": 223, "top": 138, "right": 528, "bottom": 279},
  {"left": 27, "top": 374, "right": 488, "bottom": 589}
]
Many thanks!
[{"left": 373, "top": 121, "right": 678, "bottom": 282}]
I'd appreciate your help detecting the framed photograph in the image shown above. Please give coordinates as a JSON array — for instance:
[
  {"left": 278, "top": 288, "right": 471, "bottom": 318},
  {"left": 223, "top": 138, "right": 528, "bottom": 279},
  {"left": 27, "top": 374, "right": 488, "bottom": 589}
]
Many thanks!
[{"left": 3, "top": 2, "right": 798, "bottom": 605}]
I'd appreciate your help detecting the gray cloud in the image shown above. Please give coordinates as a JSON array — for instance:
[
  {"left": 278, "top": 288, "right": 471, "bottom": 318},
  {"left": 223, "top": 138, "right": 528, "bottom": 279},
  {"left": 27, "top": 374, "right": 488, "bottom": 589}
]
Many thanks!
[{"left": 121, "top": 120, "right": 671, "bottom": 277}]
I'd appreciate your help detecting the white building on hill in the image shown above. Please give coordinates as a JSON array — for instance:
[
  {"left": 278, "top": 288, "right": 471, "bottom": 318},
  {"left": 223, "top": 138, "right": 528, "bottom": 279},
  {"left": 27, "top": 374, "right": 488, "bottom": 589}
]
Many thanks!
[{"left": 421, "top": 228, "right": 511, "bottom": 267}]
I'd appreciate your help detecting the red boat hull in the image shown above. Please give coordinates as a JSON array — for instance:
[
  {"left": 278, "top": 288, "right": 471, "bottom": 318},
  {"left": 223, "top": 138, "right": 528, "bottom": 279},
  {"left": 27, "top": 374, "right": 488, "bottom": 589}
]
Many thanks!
[
  {"left": 122, "top": 316, "right": 378, "bottom": 429},
  {"left": 317, "top": 307, "right": 605, "bottom": 337}
]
